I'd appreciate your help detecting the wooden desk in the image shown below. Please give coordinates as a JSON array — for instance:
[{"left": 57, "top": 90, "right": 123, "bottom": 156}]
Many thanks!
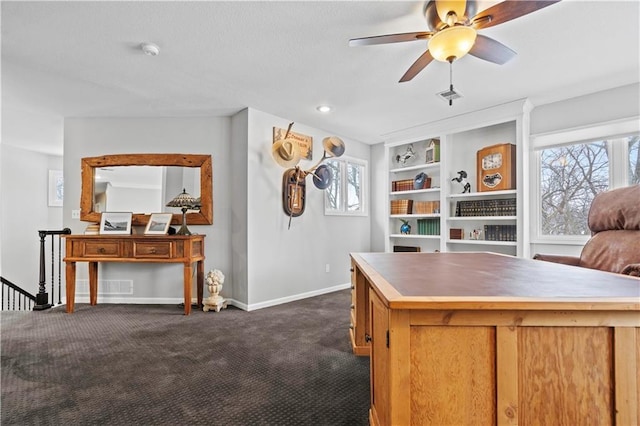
[
  {"left": 350, "top": 252, "right": 640, "bottom": 426},
  {"left": 63, "top": 234, "right": 205, "bottom": 315}
]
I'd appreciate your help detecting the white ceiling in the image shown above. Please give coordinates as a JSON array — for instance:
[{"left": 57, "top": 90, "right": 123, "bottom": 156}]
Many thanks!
[{"left": 2, "top": 1, "right": 639, "bottom": 156}]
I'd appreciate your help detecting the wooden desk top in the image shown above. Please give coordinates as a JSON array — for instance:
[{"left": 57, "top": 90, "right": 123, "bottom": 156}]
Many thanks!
[{"left": 351, "top": 252, "right": 640, "bottom": 311}]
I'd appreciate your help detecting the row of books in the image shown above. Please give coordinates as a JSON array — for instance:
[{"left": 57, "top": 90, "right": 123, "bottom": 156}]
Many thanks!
[
  {"left": 414, "top": 200, "right": 440, "bottom": 214},
  {"left": 483, "top": 225, "right": 517, "bottom": 241},
  {"left": 391, "top": 179, "right": 416, "bottom": 192},
  {"left": 390, "top": 199, "right": 413, "bottom": 215},
  {"left": 455, "top": 198, "right": 516, "bottom": 217},
  {"left": 391, "top": 177, "right": 431, "bottom": 192},
  {"left": 417, "top": 218, "right": 440, "bottom": 236}
]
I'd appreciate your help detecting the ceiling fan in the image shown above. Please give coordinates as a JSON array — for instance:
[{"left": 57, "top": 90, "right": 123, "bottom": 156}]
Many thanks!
[{"left": 349, "top": 0, "right": 561, "bottom": 83}]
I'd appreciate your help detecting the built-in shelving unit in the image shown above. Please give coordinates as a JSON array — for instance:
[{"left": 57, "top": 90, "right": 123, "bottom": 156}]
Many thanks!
[{"left": 384, "top": 99, "right": 531, "bottom": 257}]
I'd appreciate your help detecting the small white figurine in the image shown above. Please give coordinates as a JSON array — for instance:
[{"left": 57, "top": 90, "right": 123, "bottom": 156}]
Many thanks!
[
  {"left": 396, "top": 145, "right": 416, "bottom": 166},
  {"left": 203, "top": 269, "right": 227, "bottom": 312}
]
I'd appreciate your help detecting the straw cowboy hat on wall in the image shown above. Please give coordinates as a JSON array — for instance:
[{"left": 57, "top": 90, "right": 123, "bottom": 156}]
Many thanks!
[{"left": 272, "top": 138, "right": 301, "bottom": 168}]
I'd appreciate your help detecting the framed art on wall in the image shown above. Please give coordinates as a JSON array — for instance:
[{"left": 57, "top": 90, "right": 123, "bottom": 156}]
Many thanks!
[
  {"left": 48, "top": 170, "right": 64, "bottom": 207},
  {"left": 144, "top": 213, "right": 173, "bottom": 235},
  {"left": 99, "top": 212, "right": 132, "bottom": 235}
]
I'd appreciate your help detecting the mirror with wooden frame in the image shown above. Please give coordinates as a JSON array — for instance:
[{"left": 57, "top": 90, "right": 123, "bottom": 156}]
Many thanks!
[{"left": 80, "top": 153, "right": 213, "bottom": 226}]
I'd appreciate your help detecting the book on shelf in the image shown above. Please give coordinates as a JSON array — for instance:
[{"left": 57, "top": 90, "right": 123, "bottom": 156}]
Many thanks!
[
  {"left": 413, "top": 201, "right": 440, "bottom": 214},
  {"left": 483, "top": 224, "right": 517, "bottom": 241},
  {"left": 390, "top": 199, "right": 413, "bottom": 214},
  {"left": 417, "top": 218, "right": 440, "bottom": 236},
  {"left": 455, "top": 198, "right": 516, "bottom": 217}
]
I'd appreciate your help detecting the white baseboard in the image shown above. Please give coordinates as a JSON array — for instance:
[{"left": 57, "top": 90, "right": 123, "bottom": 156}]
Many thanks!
[
  {"left": 244, "top": 282, "right": 351, "bottom": 312},
  {"left": 67, "top": 283, "right": 351, "bottom": 312}
]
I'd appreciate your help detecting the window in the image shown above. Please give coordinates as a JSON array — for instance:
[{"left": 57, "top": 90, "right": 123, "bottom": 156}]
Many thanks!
[
  {"left": 535, "top": 131, "right": 638, "bottom": 238},
  {"left": 325, "top": 157, "right": 367, "bottom": 216},
  {"left": 629, "top": 135, "right": 640, "bottom": 184}
]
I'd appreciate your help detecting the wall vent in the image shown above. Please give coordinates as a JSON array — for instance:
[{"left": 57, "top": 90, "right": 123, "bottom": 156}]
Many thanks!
[{"left": 76, "top": 279, "right": 133, "bottom": 295}]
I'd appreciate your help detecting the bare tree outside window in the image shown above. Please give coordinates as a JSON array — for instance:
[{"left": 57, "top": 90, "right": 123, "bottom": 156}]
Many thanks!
[
  {"left": 325, "top": 158, "right": 367, "bottom": 215},
  {"left": 629, "top": 135, "right": 640, "bottom": 184},
  {"left": 347, "top": 163, "right": 362, "bottom": 211},
  {"left": 539, "top": 141, "right": 609, "bottom": 235},
  {"left": 326, "top": 160, "right": 341, "bottom": 211}
]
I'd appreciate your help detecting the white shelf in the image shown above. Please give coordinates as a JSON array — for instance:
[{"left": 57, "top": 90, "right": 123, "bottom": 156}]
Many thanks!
[
  {"left": 446, "top": 239, "right": 517, "bottom": 246},
  {"left": 390, "top": 188, "right": 440, "bottom": 196},
  {"left": 391, "top": 214, "right": 440, "bottom": 219},
  {"left": 390, "top": 162, "right": 440, "bottom": 174},
  {"left": 448, "top": 216, "right": 517, "bottom": 221},
  {"left": 390, "top": 234, "right": 441, "bottom": 239},
  {"left": 448, "top": 190, "right": 516, "bottom": 199}
]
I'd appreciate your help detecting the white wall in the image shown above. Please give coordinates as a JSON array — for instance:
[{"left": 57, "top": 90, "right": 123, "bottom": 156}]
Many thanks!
[
  {"left": 244, "top": 108, "right": 371, "bottom": 309},
  {"left": 0, "top": 145, "right": 63, "bottom": 294},
  {"left": 62, "top": 113, "right": 370, "bottom": 310},
  {"left": 230, "top": 109, "right": 249, "bottom": 305},
  {"left": 531, "top": 83, "right": 640, "bottom": 135},
  {"left": 64, "top": 117, "right": 232, "bottom": 304},
  {"left": 370, "top": 142, "right": 386, "bottom": 252}
]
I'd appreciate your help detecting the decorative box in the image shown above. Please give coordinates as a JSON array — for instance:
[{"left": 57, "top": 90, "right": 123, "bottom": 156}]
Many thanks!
[{"left": 449, "top": 228, "right": 464, "bottom": 240}]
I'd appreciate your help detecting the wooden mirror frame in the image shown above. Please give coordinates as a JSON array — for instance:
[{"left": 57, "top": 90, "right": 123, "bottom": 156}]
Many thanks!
[{"left": 80, "top": 153, "right": 213, "bottom": 226}]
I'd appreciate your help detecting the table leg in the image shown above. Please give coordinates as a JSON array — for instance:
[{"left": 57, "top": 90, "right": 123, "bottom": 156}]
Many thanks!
[
  {"left": 197, "top": 260, "right": 204, "bottom": 308},
  {"left": 65, "top": 262, "right": 76, "bottom": 313},
  {"left": 89, "top": 262, "right": 98, "bottom": 306},
  {"left": 183, "top": 263, "right": 193, "bottom": 315}
]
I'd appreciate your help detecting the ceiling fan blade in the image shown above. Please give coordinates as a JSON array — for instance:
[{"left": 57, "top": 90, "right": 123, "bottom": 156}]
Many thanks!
[
  {"left": 349, "top": 31, "right": 431, "bottom": 47},
  {"left": 468, "top": 34, "right": 516, "bottom": 65},
  {"left": 472, "top": 0, "right": 561, "bottom": 30},
  {"left": 399, "top": 50, "right": 434, "bottom": 82}
]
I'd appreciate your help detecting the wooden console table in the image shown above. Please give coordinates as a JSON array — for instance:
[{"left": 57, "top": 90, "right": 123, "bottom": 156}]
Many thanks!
[
  {"left": 350, "top": 252, "right": 640, "bottom": 426},
  {"left": 63, "top": 234, "right": 205, "bottom": 315}
]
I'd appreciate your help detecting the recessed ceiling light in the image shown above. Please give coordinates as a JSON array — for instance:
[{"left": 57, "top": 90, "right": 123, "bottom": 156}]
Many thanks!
[
  {"left": 140, "top": 42, "right": 160, "bottom": 56},
  {"left": 316, "top": 105, "right": 332, "bottom": 113}
]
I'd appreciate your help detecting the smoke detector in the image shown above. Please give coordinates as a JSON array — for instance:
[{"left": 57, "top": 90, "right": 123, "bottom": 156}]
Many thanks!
[{"left": 140, "top": 42, "right": 160, "bottom": 56}]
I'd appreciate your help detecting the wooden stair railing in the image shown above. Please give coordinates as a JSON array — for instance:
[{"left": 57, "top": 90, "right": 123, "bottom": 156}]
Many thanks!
[
  {"left": 1, "top": 276, "right": 36, "bottom": 311},
  {"left": 34, "top": 228, "right": 72, "bottom": 310}
]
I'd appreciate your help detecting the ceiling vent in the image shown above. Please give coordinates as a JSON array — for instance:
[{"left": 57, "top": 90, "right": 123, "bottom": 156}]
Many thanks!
[{"left": 437, "top": 87, "right": 462, "bottom": 103}]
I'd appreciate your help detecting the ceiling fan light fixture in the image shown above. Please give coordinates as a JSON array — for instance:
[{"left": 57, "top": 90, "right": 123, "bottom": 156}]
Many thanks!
[
  {"left": 428, "top": 25, "right": 477, "bottom": 62},
  {"left": 435, "top": 0, "right": 467, "bottom": 25}
]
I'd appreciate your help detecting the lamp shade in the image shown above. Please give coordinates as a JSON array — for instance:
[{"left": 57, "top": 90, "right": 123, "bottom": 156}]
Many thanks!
[
  {"left": 428, "top": 25, "right": 477, "bottom": 62},
  {"left": 166, "top": 189, "right": 197, "bottom": 208}
]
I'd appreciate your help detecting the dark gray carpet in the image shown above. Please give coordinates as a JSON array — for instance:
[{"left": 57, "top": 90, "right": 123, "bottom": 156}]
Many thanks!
[{"left": 1, "top": 289, "right": 370, "bottom": 425}]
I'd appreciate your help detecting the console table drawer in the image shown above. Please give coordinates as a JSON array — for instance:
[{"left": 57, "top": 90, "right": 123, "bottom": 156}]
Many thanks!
[
  {"left": 133, "top": 242, "right": 172, "bottom": 259},
  {"left": 83, "top": 241, "right": 120, "bottom": 257}
]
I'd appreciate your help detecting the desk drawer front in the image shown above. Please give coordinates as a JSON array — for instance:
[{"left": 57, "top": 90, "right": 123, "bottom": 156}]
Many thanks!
[
  {"left": 133, "top": 242, "right": 172, "bottom": 259},
  {"left": 83, "top": 242, "right": 120, "bottom": 257}
]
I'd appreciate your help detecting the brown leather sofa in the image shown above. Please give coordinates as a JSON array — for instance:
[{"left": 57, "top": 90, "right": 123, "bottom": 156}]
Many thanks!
[{"left": 533, "top": 184, "right": 640, "bottom": 277}]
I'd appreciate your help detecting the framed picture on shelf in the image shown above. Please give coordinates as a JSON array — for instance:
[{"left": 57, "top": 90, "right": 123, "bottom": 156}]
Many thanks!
[
  {"left": 144, "top": 213, "right": 173, "bottom": 235},
  {"left": 425, "top": 139, "right": 440, "bottom": 164},
  {"left": 99, "top": 212, "right": 132, "bottom": 235}
]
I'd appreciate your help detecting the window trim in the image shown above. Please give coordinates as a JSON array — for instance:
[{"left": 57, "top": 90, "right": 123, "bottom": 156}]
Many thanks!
[
  {"left": 324, "top": 155, "right": 368, "bottom": 217},
  {"left": 530, "top": 117, "right": 639, "bottom": 243}
]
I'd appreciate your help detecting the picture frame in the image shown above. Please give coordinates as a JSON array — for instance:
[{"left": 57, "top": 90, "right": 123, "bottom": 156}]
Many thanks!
[
  {"left": 144, "top": 213, "right": 173, "bottom": 235},
  {"left": 273, "top": 126, "right": 313, "bottom": 160},
  {"left": 99, "top": 212, "right": 133, "bottom": 235},
  {"left": 48, "top": 170, "right": 64, "bottom": 207}
]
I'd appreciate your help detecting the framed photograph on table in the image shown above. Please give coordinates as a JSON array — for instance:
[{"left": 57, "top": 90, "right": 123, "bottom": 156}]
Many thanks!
[
  {"left": 144, "top": 213, "right": 173, "bottom": 235},
  {"left": 99, "top": 212, "right": 132, "bottom": 235}
]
